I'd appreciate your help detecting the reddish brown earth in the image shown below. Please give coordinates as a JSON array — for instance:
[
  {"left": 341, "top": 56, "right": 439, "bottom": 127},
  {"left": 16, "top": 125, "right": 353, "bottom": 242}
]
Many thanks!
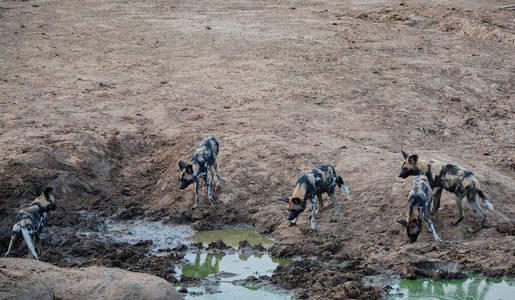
[{"left": 0, "top": 0, "right": 514, "bottom": 299}]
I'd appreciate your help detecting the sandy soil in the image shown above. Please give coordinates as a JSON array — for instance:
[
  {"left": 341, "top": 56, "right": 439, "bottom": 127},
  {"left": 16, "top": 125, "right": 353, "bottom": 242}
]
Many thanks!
[
  {"left": 0, "top": 258, "right": 182, "bottom": 300},
  {"left": 1, "top": 0, "right": 514, "bottom": 298}
]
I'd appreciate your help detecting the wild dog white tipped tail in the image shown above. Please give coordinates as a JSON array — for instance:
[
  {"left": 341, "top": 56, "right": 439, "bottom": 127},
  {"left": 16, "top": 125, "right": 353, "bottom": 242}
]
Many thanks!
[
  {"left": 12, "top": 223, "right": 21, "bottom": 232},
  {"left": 21, "top": 227, "right": 39, "bottom": 259},
  {"left": 483, "top": 199, "right": 494, "bottom": 210},
  {"left": 477, "top": 190, "right": 494, "bottom": 210}
]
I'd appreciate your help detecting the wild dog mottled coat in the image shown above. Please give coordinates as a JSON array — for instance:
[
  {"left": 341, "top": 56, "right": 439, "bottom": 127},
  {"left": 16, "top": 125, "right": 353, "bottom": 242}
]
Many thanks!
[
  {"left": 178, "top": 137, "right": 221, "bottom": 207},
  {"left": 279, "top": 164, "right": 350, "bottom": 232},
  {"left": 399, "top": 150, "right": 494, "bottom": 229},
  {"left": 5, "top": 187, "right": 56, "bottom": 260},
  {"left": 397, "top": 175, "right": 439, "bottom": 243}
]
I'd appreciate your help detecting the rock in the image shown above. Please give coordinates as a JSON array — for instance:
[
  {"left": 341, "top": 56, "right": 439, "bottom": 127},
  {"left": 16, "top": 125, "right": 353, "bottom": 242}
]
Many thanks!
[
  {"left": 253, "top": 243, "right": 266, "bottom": 251},
  {"left": 430, "top": 270, "right": 467, "bottom": 280},
  {"left": 496, "top": 222, "right": 515, "bottom": 235},
  {"left": 173, "top": 244, "right": 188, "bottom": 252},
  {"left": 0, "top": 258, "right": 182, "bottom": 300},
  {"left": 207, "top": 240, "right": 230, "bottom": 250},
  {"left": 190, "top": 242, "right": 203, "bottom": 249},
  {"left": 117, "top": 206, "right": 144, "bottom": 220},
  {"left": 343, "top": 280, "right": 361, "bottom": 298},
  {"left": 238, "top": 240, "right": 252, "bottom": 250},
  {"left": 295, "top": 289, "right": 310, "bottom": 299}
]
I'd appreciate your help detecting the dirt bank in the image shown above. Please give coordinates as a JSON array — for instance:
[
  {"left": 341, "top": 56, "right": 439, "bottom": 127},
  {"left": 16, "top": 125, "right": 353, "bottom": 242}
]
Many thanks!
[
  {"left": 0, "top": 258, "right": 182, "bottom": 300},
  {"left": 0, "top": 0, "right": 514, "bottom": 298}
]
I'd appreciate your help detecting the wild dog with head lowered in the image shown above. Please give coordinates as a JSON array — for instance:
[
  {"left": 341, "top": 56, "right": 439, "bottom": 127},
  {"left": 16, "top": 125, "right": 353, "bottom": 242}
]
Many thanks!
[
  {"left": 279, "top": 164, "right": 350, "bottom": 232},
  {"left": 5, "top": 187, "right": 56, "bottom": 259},
  {"left": 178, "top": 137, "right": 221, "bottom": 208},
  {"left": 397, "top": 175, "right": 439, "bottom": 243},
  {"left": 399, "top": 150, "right": 494, "bottom": 230}
]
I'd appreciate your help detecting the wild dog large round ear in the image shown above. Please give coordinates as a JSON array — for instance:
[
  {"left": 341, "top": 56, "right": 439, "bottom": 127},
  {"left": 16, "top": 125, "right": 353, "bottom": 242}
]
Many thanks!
[
  {"left": 397, "top": 220, "right": 408, "bottom": 227},
  {"left": 401, "top": 149, "right": 409, "bottom": 159},
  {"left": 408, "top": 154, "right": 418, "bottom": 164},
  {"left": 278, "top": 196, "right": 289, "bottom": 203},
  {"left": 178, "top": 160, "right": 187, "bottom": 170}
]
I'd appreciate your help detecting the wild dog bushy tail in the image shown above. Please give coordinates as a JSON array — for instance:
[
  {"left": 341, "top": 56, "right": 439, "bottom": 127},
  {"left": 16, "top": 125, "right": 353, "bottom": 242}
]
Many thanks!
[
  {"left": 477, "top": 189, "right": 494, "bottom": 210},
  {"left": 336, "top": 176, "right": 350, "bottom": 197},
  {"left": 20, "top": 227, "right": 38, "bottom": 259},
  {"left": 336, "top": 176, "right": 344, "bottom": 189}
]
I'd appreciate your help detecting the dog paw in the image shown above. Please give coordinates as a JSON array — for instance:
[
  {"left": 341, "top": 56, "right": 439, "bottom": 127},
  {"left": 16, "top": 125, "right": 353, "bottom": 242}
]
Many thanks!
[{"left": 310, "top": 228, "right": 317, "bottom": 233}]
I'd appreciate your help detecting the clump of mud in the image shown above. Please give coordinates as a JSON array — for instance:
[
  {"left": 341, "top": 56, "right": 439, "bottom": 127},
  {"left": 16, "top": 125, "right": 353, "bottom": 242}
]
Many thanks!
[{"left": 271, "top": 259, "right": 383, "bottom": 299}]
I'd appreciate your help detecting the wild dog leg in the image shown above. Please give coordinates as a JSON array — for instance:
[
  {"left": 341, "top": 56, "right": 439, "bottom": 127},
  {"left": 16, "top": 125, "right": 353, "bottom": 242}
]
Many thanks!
[
  {"left": 4, "top": 232, "right": 18, "bottom": 258},
  {"left": 206, "top": 176, "right": 213, "bottom": 208},
  {"left": 451, "top": 193, "right": 465, "bottom": 226},
  {"left": 430, "top": 187, "right": 442, "bottom": 216},
  {"left": 36, "top": 236, "right": 42, "bottom": 258},
  {"left": 329, "top": 193, "right": 340, "bottom": 223},
  {"left": 194, "top": 180, "right": 200, "bottom": 208},
  {"left": 311, "top": 197, "right": 317, "bottom": 232},
  {"left": 468, "top": 190, "right": 487, "bottom": 230},
  {"left": 308, "top": 194, "right": 323, "bottom": 219},
  {"left": 423, "top": 211, "right": 440, "bottom": 241},
  {"left": 213, "top": 160, "right": 221, "bottom": 188}
]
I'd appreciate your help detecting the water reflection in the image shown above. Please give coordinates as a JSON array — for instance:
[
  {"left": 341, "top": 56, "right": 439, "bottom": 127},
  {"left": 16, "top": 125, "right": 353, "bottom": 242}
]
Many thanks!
[
  {"left": 393, "top": 278, "right": 515, "bottom": 300},
  {"left": 186, "top": 228, "right": 274, "bottom": 248},
  {"left": 181, "top": 251, "right": 289, "bottom": 280},
  {"left": 181, "top": 252, "right": 224, "bottom": 278}
]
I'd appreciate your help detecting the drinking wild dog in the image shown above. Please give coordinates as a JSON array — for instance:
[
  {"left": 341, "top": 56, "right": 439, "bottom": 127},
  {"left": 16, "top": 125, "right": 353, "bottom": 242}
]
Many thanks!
[
  {"left": 397, "top": 175, "right": 440, "bottom": 243},
  {"left": 178, "top": 137, "right": 221, "bottom": 208},
  {"left": 279, "top": 164, "right": 350, "bottom": 232}
]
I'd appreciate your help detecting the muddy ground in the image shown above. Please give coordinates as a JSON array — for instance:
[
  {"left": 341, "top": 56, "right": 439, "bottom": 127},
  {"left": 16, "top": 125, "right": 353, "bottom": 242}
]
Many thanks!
[{"left": 0, "top": 0, "right": 514, "bottom": 299}]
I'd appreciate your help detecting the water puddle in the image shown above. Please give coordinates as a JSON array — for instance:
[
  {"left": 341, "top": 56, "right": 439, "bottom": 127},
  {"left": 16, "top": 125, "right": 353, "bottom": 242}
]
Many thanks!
[
  {"left": 180, "top": 252, "right": 287, "bottom": 280},
  {"left": 390, "top": 277, "right": 515, "bottom": 300},
  {"left": 86, "top": 218, "right": 293, "bottom": 299},
  {"left": 186, "top": 227, "right": 274, "bottom": 248},
  {"left": 102, "top": 219, "right": 194, "bottom": 255}
]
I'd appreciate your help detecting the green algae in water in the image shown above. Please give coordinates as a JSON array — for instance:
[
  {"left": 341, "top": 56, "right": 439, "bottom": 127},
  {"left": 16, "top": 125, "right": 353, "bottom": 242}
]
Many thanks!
[
  {"left": 186, "top": 227, "right": 274, "bottom": 248},
  {"left": 391, "top": 278, "right": 515, "bottom": 300}
]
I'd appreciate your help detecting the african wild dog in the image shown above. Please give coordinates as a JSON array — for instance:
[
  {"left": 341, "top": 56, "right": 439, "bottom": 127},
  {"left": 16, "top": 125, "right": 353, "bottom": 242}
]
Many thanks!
[
  {"left": 279, "top": 164, "right": 350, "bottom": 232},
  {"left": 178, "top": 137, "right": 221, "bottom": 208},
  {"left": 5, "top": 187, "right": 56, "bottom": 260},
  {"left": 399, "top": 150, "right": 494, "bottom": 230},
  {"left": 397, "top": 175, "right": 439, "bottom": 243}
]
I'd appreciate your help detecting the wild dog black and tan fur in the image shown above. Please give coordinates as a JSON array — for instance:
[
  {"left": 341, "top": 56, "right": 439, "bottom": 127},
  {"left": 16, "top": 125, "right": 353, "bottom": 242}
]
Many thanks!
[
  {"left": 5, "top": 187, "right": 56, "bottom": 260},
  {"left": 279, "top": 164, "right": 350, "bottom": 232},
  {"left": 178, "top": 137, "right": 221, "bottom": 207},
  {"left": 399, "top": 150, "right": 494, "bottom": 230},
  {"left": 397, "top": 175, "right": 439, "bottom": 243}
]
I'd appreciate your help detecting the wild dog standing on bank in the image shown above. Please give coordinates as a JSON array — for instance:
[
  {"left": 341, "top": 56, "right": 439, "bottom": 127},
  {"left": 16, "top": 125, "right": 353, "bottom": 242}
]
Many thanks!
[
  {"left": 399, "top": 150, "right": 494, "bottom": 230},
  {"left": 178, "top": 137, "right": 221, "bottom": 208},
  {"left": 397, "top": 175, "right": 439, "bottom": 243},
  {"left": 279, "top": 164, "right": 350, "bottom": 232},
  {"left": 4, "top": 187, "right": 56, "bottom": 260}
]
